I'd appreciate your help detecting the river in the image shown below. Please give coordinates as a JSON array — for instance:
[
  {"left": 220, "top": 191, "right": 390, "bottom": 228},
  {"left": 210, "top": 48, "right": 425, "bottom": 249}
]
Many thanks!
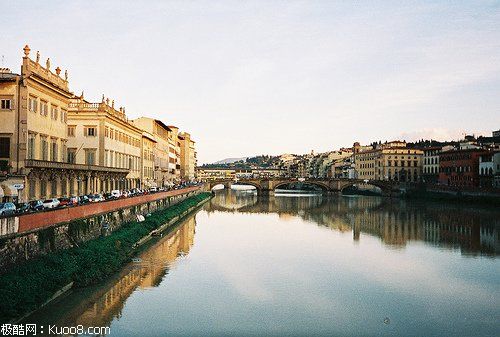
[{"left": 25, "top": 190, "right": 500, "bottom": 336}]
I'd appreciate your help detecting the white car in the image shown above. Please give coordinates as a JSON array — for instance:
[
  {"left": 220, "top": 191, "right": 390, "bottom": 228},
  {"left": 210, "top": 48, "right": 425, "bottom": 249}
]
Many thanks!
[
  {"left": 111, "top": 190, "right": 121, "bottom": 199},
  {"left": 43, "top": 198, "right": 60, "bottom": 209}
]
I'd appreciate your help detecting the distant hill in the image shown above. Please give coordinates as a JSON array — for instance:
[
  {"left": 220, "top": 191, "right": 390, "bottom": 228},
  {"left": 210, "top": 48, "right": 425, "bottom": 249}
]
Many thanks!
[{"left": 213, "top": 157, "right": 248, "bottom": 165}]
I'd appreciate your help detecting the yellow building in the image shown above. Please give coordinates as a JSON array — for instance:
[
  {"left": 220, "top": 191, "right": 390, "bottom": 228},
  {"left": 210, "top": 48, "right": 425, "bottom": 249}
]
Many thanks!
[
  {"left": 0, "top": 46, "right": 81, "bottom": 201},
  {"left": 132, "top": 117, "right": 172, "bottom": 187},
  {"left": 167, "top": 125, "right": 181, "bottom": 181},
  {"left": 67, "top": 95, "right": 142, "bottom": 192},
  {"left": 354, "top": 145, "right": 423, "bottom": 182},
  {"left": 179, "top": 132, "right": 196, "bottom": 180},
  {"left": 141, "top": 132, "right": 156, "bottom": 188}
]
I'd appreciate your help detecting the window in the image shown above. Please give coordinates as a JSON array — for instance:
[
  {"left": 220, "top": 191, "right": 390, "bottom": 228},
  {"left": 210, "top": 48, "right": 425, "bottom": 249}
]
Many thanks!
[
  {"left": 40, "top": 101, "right": 48, "bottom": 116},
  {"left": 85, "top": 126, "right": 97, "bottom": 137},
  {"left": 61, "top": 178, "right": 67, "bottom": 196},
  {"left": 61, "top": 141, "right": 67, "bottom": 162},
  {"left": 51, "top": 179, "right": 57, "bottom": 197},
  {"left": 50, "top": 139, "right": 58, "bottom": 161},
  {"left": 67, "top": 148, "right": 76, "bottom": 163},
  {"left": 51, "top": 106, "right": 58, "bottom": 120},
  {"left": 29, "top": 178, "right": 36, "bottom": 199},
  {"left": 27, "top": 133, "right": 35, "bottom": 159},
  {"left": 85, "top": 149, "right": 96, "bottom": 165},
  {"left": 40, "top": 179, "right": 47, "bottom": 198},
  {"left": 67, "top": 126, "right": 76, "bottom": 137},
  {"left": 1, "top": 99, "right": 12, "bottom": 110},
  {"left": 0, "top": 137, "right": 10, "bottom": 158},
  {"left": 40, "top": 136, "right": 48, "bottom": 160},
  {"left": 29, "top": 96, "right": 38, "bottom": 112},
  {"left": 61, "top": 109, "right": 67, "bottom": 123}
]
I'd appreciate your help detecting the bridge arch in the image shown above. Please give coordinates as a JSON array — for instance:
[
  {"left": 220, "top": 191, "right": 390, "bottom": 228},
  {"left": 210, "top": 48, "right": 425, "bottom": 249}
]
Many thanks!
[
  {"left": 272, "top": 180, "right": 331, "bottom": 192},
  {"left": 338, "top": 180, "right": 392, "bottom": 195},
  {"left": 208, "top": 180, "right": 262, "bottom": 191},
  {"left": 231, "top": 181, "right": 262, "bottom": 191}
]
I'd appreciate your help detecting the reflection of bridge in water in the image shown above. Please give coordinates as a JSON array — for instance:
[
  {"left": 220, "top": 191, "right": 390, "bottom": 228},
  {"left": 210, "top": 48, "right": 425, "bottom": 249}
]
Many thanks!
[
  {"left": 208, "top": 178, "right": 399, "bottom": 196},
  {"left": 209, "top": 190, "right": 500, "bottom": 256}
]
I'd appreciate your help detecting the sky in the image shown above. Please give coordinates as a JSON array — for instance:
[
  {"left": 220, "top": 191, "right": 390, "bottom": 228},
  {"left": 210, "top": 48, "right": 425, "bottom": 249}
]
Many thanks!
[{"left": 1, "top": 0, "right": 499, "bottom": 164}]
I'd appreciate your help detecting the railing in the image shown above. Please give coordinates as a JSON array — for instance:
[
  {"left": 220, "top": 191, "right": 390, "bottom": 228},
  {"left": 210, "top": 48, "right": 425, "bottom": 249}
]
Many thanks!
[
  {"left": 68, "top": 102, "right": 130, "bottom": 122},
  {"left": 68, "top": 102, "right": 100, "bottom": 110},
  {"left": 28, "top": 59, "right": 69, "bottom": 91},
  {"left": 25, "top": 159, "right": 130, "bottom": 173}
]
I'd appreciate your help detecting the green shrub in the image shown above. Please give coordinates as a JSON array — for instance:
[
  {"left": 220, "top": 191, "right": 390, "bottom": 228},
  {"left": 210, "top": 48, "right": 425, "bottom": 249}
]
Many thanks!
[{"left": 0, "top": 192, "right": 211, "bottom": 323}]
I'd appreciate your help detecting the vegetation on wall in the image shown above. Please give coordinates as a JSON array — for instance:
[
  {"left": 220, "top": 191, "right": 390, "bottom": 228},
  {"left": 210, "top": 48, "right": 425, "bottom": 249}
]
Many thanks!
[{"left": 0, "top": 192, "right": 211, "bottom": 323}]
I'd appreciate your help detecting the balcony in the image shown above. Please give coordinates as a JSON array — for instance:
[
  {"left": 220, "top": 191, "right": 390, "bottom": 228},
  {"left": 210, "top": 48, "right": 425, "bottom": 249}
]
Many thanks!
[{"left": 25, "top": 159, "right": 130, "bottom": 173}]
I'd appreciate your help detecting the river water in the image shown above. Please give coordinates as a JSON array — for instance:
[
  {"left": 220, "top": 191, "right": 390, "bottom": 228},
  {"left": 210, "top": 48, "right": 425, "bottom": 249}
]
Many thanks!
[{"left": 26, "top": 190, "right": 500, "bottom": 336}]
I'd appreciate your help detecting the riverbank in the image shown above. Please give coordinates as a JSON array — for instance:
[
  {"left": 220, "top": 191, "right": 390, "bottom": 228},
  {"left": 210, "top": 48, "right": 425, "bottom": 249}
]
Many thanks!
[
  {"left": 403, "top": 188, "right": 500, "bottom": 206},
  {"left": 0, "top": 192, "right": 212, "bottom": 323}
]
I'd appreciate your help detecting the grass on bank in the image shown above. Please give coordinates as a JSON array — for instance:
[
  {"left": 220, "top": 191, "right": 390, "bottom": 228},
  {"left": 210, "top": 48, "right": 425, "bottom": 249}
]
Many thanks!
[{"left": 0, "top": 192, "right": 211, "bottom": 323}]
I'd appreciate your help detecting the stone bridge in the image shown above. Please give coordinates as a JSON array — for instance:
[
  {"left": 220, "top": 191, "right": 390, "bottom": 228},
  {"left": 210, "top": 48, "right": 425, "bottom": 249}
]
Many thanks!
[{"left": 206, "top": 178, "right": 399, "bottom": 196}]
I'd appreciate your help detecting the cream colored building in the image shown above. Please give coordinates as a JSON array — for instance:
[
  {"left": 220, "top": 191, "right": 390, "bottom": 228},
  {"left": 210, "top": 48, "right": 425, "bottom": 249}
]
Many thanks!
[
  {"left": 354, "top": 145, "right": 423, "bottom": 182},
  {"left": 132, "top": 117, "right": 172, "bottom": 186},
  {"left": 179, "top": 132, "right": 196, "bottom": 180},
  {"left": 67, "top": 95, "right": 142, "bottom": 192},
  {"left": 167, "top": 125, "right": 181, "bottom": 181},
  {"left": 141, "top": 132, "right": 156, "bottom": 188},
  {"left": 0, "top": 46, "right": 81, "bottom": 201}
]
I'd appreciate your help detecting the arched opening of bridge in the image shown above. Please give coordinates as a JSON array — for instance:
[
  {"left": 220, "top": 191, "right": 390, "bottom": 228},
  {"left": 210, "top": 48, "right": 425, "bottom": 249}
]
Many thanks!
[
  {"left": 211, "top": 183, "right": 226, "bottom": 191},
  {"left": 274, "top": 182, "right": 327, "bottom": 195},
  {"left": 342, "top": 183, "right": 382, "bottom": 196},
  {"left": 231, "top": 183, "right": 258, "bottom": 192}
]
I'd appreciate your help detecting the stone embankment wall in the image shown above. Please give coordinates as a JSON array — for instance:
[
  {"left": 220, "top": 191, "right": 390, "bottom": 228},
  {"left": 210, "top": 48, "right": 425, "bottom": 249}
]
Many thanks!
[{"left": 0, "top": 187, "right": 201, "bottom": 270}]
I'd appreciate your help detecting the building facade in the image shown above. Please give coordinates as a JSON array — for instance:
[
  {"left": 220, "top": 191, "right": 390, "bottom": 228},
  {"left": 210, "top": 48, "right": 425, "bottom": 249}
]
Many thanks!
[
  {"left": 132, "top": 117, "right": 173, "bottom": 186},
  {"left": 179, "top": 132, "right": 196, "bottom": 180},
  {"left": 67, "top": 96, "right": 142, "bottom": 192},
  {"left": 140, "top": 132, "right": 156, "bottom": 188},
  {"left": 354, "top": 146, "right": 423, "bottom": 182},
  {"left": 0, "top": 46, "right": 78, "bottom": 201},
  {"left": 438, "top": 149, "right": 488, "bottom": 187},
  {"left": 167, "top": 125, "right": 181, "bottom": 181}
]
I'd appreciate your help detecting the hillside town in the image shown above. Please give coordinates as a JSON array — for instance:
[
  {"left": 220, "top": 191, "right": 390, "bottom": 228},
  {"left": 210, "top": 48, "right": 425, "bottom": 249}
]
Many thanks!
[
  {"left": 0, "top": 46, "right": 197, "bottom": 203},
  {"left": 198, "top": 132, "right": 500, "bottom": 190}
]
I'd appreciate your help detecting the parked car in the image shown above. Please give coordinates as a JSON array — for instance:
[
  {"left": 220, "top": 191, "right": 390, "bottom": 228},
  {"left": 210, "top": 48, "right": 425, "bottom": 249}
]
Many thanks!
[
  {"left": 69, "top": 196, "right": 80, "bottom": 206},
  {"left": 43, "top": 198, "right": 60, "bottom": 209},
  {"left": 111, "top": 190, "right": 121, "bottom": 199},
  {"left": 58, "top": 197, "right": 71, "bottom": 207},
  {"left": 103, "top": 192, "right": 113, "bottom": 200},
  {"left": 150, "top": 187, "right": 158, "bottom": 193},
  {"left": 29, "top": 200, "right": 44, "bottom": 212},
  {"left": 89, "top": 194, "right": 104, "bottom": 203},
  {"left": 14, "top": 202, "right": 31, "bottom": 214},
  {"left": 0, "top": 202, "right": 17, "bottom": 216},
  {"left": 79, "top": 195, "right": 90, "bottom": 204}
]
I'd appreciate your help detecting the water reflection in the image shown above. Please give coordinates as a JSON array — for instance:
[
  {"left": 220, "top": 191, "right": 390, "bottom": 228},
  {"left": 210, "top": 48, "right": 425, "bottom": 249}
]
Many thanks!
[
  {"left": 25, "top": 217, "right": 196, "bottom": 332},
  {"left": 210, "top": 190, "right": 500, "bottom": 256},
  {"left": 25, "top": 191, "right": 499, "bottom": 336}
]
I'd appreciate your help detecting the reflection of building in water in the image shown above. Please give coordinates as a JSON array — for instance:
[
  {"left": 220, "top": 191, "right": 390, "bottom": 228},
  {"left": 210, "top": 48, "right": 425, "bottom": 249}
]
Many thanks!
[
  {"left": 350, "top": 208, "right": 424, "bottom": 247},
  {"left": 73, "top": 218, "right": 196, "bottom": 328},
  {"left": 209, "top": 191, "right": 499, "bottom": 256}
]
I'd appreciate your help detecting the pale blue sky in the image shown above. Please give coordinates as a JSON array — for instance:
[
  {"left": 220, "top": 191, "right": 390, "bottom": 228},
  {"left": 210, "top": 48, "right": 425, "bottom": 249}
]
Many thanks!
[{"left": 2, "top": 0, "right": 499, "bottom": 163}]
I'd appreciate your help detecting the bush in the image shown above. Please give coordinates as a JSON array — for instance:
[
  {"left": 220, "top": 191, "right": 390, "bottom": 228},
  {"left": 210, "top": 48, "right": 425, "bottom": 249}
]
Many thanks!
[{"left": 0, "top": 192, "right": 211, "bottom": 323}]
